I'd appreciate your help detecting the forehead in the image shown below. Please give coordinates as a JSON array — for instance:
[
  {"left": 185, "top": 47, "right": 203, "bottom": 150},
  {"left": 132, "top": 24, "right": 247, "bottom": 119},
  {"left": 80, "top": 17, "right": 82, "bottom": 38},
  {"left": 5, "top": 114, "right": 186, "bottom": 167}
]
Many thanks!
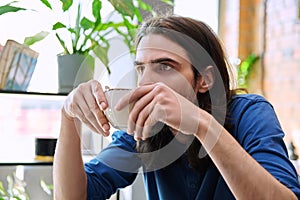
[{"left": 136, "top": 34, "right": 190, "bottom": 63}]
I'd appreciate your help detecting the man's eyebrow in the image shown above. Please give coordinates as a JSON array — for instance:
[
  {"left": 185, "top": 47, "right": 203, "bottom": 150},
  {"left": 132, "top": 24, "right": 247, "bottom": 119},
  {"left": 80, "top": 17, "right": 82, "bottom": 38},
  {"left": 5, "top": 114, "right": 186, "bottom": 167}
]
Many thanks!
[{"left": 134, "top": 57, "right": 180, "bottom": 66}]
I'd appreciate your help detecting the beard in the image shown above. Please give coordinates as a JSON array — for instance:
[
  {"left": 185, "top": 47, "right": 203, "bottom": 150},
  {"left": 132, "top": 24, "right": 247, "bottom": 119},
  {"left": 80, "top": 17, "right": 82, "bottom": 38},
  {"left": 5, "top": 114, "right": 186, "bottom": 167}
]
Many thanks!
[
  {"left": 136, "top": 122, "right": 173, "bottom": 153},
  {"left": 136, "top": 122, "right": 212, "bottom": 172}
]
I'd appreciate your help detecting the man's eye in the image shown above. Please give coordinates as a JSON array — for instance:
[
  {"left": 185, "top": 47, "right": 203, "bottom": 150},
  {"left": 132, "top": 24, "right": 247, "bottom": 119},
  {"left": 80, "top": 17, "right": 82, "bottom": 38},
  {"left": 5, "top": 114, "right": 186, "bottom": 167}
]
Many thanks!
[
  {"left": 136, "top": 65, "right": 145, "bottom": 74},
  {"left": 158, "top": 63, "right": 172, "bottom": 71}
]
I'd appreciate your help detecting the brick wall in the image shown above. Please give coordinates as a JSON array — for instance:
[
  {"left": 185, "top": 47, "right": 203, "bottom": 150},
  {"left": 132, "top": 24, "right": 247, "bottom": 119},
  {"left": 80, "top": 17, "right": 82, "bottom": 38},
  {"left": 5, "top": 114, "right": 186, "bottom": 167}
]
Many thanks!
[
  {"left": 220, "top": 0, "right": 300, "bottom": 152},
  {"left": 264, "top": 0, "right": 300, "bottom": 145}
]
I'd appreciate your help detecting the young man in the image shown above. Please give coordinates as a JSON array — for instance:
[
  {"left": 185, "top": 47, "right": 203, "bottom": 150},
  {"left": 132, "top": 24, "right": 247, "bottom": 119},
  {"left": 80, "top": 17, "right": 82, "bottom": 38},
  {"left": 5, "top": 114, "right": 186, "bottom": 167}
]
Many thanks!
[{"left": 54, "top": 15, "right": 300, "bottom": 199}]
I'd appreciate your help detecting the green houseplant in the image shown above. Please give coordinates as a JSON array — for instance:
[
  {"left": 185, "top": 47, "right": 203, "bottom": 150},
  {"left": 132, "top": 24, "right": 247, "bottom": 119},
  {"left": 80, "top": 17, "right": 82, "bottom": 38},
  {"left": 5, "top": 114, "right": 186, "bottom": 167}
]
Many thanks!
[
  {"left": 237, "top": 53, "right": 259, "bottom": 89},
  {"left": 39, "top": 0, "right": 172, "bottom": 93},
  {"left": 0, "top": 173, "right": 30, "bottom": 200}
]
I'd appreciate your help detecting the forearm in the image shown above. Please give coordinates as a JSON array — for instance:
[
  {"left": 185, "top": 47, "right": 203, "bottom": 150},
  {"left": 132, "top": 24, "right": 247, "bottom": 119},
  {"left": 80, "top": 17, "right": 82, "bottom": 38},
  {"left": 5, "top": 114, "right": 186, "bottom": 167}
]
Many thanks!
[
  {"left": 194, "top": 110, "right": 297, "bottom": 200},
  {"left": 53, "top": 109, "right": 87, "bottom": 200}
]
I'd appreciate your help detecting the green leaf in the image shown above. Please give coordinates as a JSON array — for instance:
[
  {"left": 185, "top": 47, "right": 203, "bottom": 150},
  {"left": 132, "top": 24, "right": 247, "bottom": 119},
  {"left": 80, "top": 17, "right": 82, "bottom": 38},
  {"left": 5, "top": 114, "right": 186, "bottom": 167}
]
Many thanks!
[
  {"left": 237, "top": 53, "right": 259, "bottom": 88},
  {"left": 23, "top": 31, "right": 49, "bottom": 47},
  {"left": 92, "top": 0, "right": 101, "bottom": 23},
  {"left": 160, "top": 0, "right": 174, "bottom": 6},
  {"left": 83, "top": 54, "right": 95, "bottom": 72},
  {"left": 122, "top": 16, "right": 137, "bottom": 31},
  {"left": 0, "top": 3, "right": 26, "bottom": 15},
  {"left": 109, "top": 0, "right": 135, "bottom": 19},
  {"left": 60, "top": 0, "right": 73, "bottom": 12},
  {"left": 53, "top": 22, "right": 67, "bottom": 30},
  {"left": 115, "top": 28, "right": 135, "bottom": 53},
  {"left": 137, "top": 0, "right": 152, "bottom": 11},
  {"left": 39, "top": 0, "right": 52, "bottom": 9},
  {"left": 240, "top": 53, "right": 259, "bottom": 75},
  {"left": 92, "top": 45, "right": 110, "bottom": 74},
  {"left": 0, "top": 181, "right": 7, "bottom": 196},
  {"left": 40, "top": 179, "right": 52, "bottom": 196},
  {"left": 133, "top": 7, "right": 143, "bottom": 22},
  {"left": 73, "top": 3, "right": 81, "bottom": 51},
  {"left": 80, "top": 17, "right": 95, "bottom": 30},
  {"left": 67, "top": 28, "right": 76, "bottom": 34},
  {"left": 95, "top": 21, "right": 112, "bottom": 31},
  {"left": 56, "top": 33, "right": 70, "bottom": 54}
]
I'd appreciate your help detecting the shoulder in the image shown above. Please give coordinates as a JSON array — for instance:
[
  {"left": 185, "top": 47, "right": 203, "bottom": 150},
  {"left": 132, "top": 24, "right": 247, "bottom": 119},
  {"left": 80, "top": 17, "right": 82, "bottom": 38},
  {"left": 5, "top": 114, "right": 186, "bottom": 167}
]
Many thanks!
[
  {"left": 228, "top": 93, "right": 276, "bottom": 121},
  {"left": 230, "top": 93, "right": 270, "bottom": 106},
  {"left": 229, "top": 94, "right": 273, "bottom": 117},
  {"left": 228, "top": 93, "right": 283, "bottom": 140}
]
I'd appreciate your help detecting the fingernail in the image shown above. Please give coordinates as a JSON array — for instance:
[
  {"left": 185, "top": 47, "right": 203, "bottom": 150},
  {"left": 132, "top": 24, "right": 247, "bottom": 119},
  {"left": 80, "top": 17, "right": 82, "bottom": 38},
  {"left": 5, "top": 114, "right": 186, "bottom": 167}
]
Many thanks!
[
  {"left": 102, "top": 124, "right": 110, "bottom": 131},
  {"left": 127, "top": 128, "right": 133, "bottom": 135},
  {"left": 134, "top": 136, "right": 141, "bottom": 141},
  {"left": 100, "top": 102, "right": 106, "bottom": 110}
]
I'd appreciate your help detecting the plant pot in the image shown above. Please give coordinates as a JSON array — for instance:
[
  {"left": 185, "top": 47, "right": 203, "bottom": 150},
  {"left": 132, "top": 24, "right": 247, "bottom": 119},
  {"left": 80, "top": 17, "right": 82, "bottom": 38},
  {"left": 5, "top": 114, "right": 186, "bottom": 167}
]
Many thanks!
[{"left": 57, "top": 54, "right": 94, "bottom": 93}]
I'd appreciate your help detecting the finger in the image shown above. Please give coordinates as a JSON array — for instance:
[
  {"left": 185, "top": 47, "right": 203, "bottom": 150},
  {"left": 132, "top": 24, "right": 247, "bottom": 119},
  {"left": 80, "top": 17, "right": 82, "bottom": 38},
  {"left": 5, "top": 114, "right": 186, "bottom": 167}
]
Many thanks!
[
  {"left": 141, "top": 116, "right": 157, "bottom": 141},
  {"left": 78, "top": 104, "right": 110, "bottom": 136},
  {"left": 71, "top": 85, "right": 106, "bottom": 134},
  {"left": 115, "top": 84, "right": 155, "bottom": 111},
  {"left": 134, "top": 118, "right": 160, "bottom": 141},
  {"left": 131, "top": 100, "right": 154, "bottom": 141},
  {"left": 71, "top": 100, "right": 103, "bottom": 134},
  {"left": 92, "top": 81, "right": 108, "bottom": 111},
  {"left": 70, "top": 103, "right": 100, "bottom": 134},
  {"left": 139, "top": 102, "right": 166, "bottom": 140},
  {"left": 127, "top": 90, "right": 155, "bottom": 134},
  {"left": 94, "top": 109, "right": 111, "bottom": 136},
  {"left": 142, "top": 106, "right": 166, "bottom": 140},
  {"left": 64, "top": 82, "right": 109, "bottom": 136},
  {"left": 133, "top": 127, "right": 142, "bottom": 141},
  {"left": 82, "top": 88, "right": 110, "bottom": 135},
  {"left": 134, "top": 100, "right": 155, "bottom": 140}
]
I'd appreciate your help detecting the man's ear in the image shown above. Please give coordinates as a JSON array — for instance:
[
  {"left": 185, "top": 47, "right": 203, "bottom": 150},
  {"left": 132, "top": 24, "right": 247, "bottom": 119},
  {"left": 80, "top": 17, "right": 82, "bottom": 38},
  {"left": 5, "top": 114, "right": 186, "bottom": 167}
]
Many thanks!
[{"left": 197, "top": 65, "right": 214, "bottom": 93}]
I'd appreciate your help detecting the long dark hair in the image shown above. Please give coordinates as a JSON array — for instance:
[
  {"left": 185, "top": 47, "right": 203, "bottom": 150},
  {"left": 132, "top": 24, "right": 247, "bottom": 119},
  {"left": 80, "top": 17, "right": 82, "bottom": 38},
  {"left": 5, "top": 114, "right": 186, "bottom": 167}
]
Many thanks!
[{"left": 135, "top": 15, "right": 236, "bottom": 171}]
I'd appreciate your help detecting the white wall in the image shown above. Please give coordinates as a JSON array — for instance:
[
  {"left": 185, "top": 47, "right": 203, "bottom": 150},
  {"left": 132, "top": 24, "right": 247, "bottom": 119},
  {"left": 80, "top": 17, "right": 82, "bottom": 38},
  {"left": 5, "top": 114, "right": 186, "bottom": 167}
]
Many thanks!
[{"left": 174, "top": 0, "right": 219, "bottom": 33}]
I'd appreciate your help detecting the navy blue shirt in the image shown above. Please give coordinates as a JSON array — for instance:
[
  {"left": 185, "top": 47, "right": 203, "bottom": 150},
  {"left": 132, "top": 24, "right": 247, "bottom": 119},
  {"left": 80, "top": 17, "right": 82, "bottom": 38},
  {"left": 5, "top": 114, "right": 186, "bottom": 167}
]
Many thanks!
[{"left": 85, "top": 94, "right": 300, "bottom": 199}]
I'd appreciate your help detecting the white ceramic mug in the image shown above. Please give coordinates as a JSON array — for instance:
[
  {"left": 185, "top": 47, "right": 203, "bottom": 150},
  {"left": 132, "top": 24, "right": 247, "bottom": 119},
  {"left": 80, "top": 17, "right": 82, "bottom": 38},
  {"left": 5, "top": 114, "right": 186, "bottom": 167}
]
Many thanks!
[{"left": 104, "top": 88, "right": 132, "bottom": 131}]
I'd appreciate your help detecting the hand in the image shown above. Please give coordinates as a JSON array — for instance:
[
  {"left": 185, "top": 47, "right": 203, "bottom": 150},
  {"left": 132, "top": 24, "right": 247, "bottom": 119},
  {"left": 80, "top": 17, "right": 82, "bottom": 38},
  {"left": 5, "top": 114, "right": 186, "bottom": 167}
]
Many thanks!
[
  {"left": 63, "top": 80, "right": 111, "bottom": 136},
  {"left": 115, "top": 82, "right": 200, "bottom": 140}
]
